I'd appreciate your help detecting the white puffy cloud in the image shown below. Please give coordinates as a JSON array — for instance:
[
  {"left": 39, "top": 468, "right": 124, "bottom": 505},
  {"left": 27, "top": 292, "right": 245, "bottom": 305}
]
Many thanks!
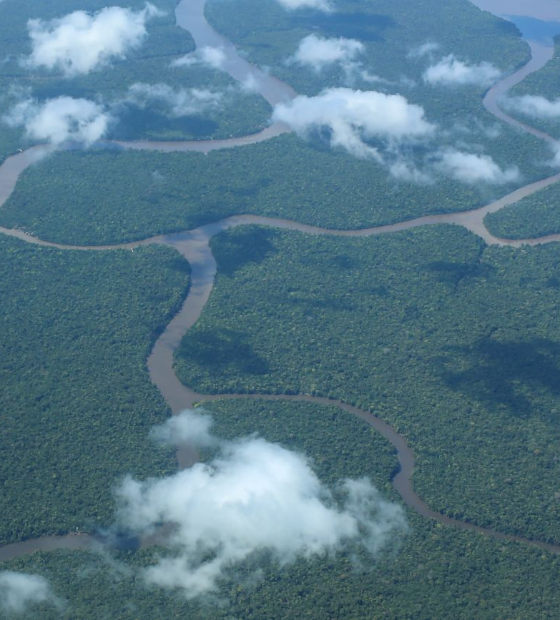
[
  {"left": 126, "top": 83, "right": 222, "bottom": 117},
  {"left": 275, "top": 0, "right": 332, "bottom": 10},
  {"left": 272, "top": 87, "right": 435, "bottom": 159},
  {"left": 271, "top": 87, "right": 518, "bottom": 185},
  {"left": 24, "top": 4, "right": 162, "bottom": 77},
  {"left": 435, "top": 149, "right": 519, "bottom": 184},
  {"left": 4, "top": 96, "right": 111, "bottom": 145},
  {"left": 115, "top": 410, "right": 407, "bottom": 599},
  {"left": 423, "top": 55, "right": 501, "bottom": 86},
  {"left": 0, "top": 572, "right": 63, "bottom": 615},
  {"left": 291, "top": 34, "right": 364, "bottom": 72},
  {"left": 503, "top": 95, "right": 560, "bottom": 119}
]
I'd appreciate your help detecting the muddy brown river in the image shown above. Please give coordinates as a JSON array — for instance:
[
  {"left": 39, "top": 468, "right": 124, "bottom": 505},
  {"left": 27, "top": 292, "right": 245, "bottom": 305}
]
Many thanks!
[{"left": 1, "top": 0, "right": 560, "bottom": 561}]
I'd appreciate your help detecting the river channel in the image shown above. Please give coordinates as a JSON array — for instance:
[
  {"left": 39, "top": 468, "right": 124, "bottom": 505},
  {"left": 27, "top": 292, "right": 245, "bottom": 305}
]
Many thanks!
[{"left": 1, "top": 0, "right": 560, "bottom": 561}]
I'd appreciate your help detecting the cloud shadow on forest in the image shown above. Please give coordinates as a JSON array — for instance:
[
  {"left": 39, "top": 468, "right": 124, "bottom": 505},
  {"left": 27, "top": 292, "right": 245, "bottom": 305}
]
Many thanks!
[
  {"left": 439, "top": 337, "right": 560, "bottom": 419},
  {"left": 292, "top": 11, "right": 396, "bottom": 42},
  {"left": 427, "top": 261, "right": 496, "bottom": 286},
  {"left": 178, "top": 327, "right": 270, "bottom": 376},
  {"left": 216, "top": 227, "right": 277, "bottom": 277}
]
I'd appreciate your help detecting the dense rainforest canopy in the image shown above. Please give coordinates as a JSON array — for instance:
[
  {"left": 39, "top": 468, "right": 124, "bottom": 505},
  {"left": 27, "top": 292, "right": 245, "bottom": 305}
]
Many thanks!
[{"left": 2, "top": 0, "right": 560, "bottom": 616}]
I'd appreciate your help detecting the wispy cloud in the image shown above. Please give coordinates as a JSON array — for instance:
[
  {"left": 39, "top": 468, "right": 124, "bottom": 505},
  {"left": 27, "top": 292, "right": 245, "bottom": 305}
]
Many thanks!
[
  {"left": 423, "top": 55, "right": 501, "bottom": 86},
  {"left": 408, "top": 41, "right": 440, "bottom": 58},
  {"left": 502, "top": 94, "right": 560, "bottom": 119},
  {"left": 125, "top": 83, "right": 223, "bottom": 117},
  {"left": 23, "top": 3, "right": 162, "bottom": 77},
  {"left": 434, "top": 149, "right": 519, "bottom": 183},
  {"left": 173, "top": 46, "right": 227, "bottom": 71},
  {"left": 115, "top": 410, "right": 407, "bottom": 599},
  {"left": 0, "top": 572, "right": 64, "bottom": 615},
  {"left": 275, "top": 0, "right": 332, "bottom": 11},
  {"left": 547, "top": 142, "right": 560, "bottom": 167},
  {"left": 289, "top": 35, "right": 380, "bottom": 84}
]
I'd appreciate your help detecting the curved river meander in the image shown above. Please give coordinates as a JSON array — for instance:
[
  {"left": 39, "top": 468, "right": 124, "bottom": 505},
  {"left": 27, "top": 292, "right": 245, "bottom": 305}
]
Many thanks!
[{"left": 1, "top": 0, "right": 560, "bottom": 561}]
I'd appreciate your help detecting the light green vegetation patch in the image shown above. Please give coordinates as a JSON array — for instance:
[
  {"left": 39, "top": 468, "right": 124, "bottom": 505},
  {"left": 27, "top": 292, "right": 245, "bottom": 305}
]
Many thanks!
[
  {"left": 0, "top": 135, "right": 543, "bottom": 245},
  {"left": 175, "top": 224, "right": 560, "bottom": 544},
  {"left": 4, "top": 399, "right": 560, "bottom": 618},
  {"left": 485, "top": 181, "right": 560, "bottom": 239},
  {"left": 0, "top": 237, "right": 189, "bottom": 545}
]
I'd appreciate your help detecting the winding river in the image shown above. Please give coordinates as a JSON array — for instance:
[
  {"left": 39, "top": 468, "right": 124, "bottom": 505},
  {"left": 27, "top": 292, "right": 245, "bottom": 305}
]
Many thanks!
[{"left": 2, "top": 0, "right": 560, "bottom": 562}]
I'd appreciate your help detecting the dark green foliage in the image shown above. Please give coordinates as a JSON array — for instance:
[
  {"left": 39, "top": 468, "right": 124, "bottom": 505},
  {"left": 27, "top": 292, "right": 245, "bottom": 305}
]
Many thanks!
[
  {"left": 206, "top": 0, "right": 526, "bottom": 97},
  {"left": 3, "top": 0, "right": 560, "bottom": 617},
  {"left": 175, "top": 224, "right": 560, "bottom": 543},
  {"left": 6, "top": 521, "right": 560, "bottom": 619},
  {"left": 0, "top": 0, "right": 188, "bottom": 160},
  {"left": 4, "top": 400, "right": 560, "bottom": 618},
  {"left": 0, "top": 134, "right": 542, "bottom": 245},
  {"left": 483, "top": 33, "right": 560, "bottom": 242},
  {"left": 206, "top": 398, "right": 397, "bottom": 493},
  {"left": 204, "top": 0, "right": 541, "bottom": 144},
  {"left": 484, "top": 183, "right": 560, "bottom": 239},
  {"left": 0, "top": 237, "right": 189, "bottom": 545},
  {"left": 0, "top": 0, "right": 270, "bottom": 161},
  {"left": 204, "top": 0, "right": 551, "bottom": 193},
  {"left": 0, "top": 0, "right": 552, "bottom": 240}
]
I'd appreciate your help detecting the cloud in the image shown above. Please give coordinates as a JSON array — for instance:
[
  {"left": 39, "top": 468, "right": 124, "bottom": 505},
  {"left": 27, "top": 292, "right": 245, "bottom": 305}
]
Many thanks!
[
  {"left": 150, "top": 409, "right": 217, "bottom": 448},
  {"left": 423, "top": 55, "right": 501, "bottom": 86},
  {"left": 241, "top": 73, "right": 261, "bottom": 93},
  {"left": 272, "top": 87, "right": 435, "bottom": 159},
  {"left": 4, "top": 96, "right": 111, "bottom": 145},
  {"left": 502, "top": 95, "right": 560, "bottom": 119},
  {"left": 390, "top": 149, "right": 519, "bottom": 186},
  {"left": 275, "top": 0, "right": 332, "bottom": 11},
  {"left": 389, "top": 160, "right": 433, "bottom": 184},
  {"left": 548, "top": 142, "right": 560, "bottom": 167},
  {"left": 290, "top": 34, "right": 364, "bottom": 72},
  {"left": 435, "top": 149, "right": 519, "bottom": 183},
  {"left": 0, "top": 572, "right": 63, "bottom": 615},
  {"left": 289, "top": 35, "right": 381, "bottom": 84},
  {"left": 173, "top": 46, "right": 227, "bottom": 70},
  {"left": 408, "top": 41, "right": 439, "bottom": 58},
  {"left": 271, "top": 88, "right": 517, "bottom": 185},
  {"left": 24, "top": 4, "right": 162, "bottom": 77},
  {"left": 115, "top": 410, "right": 407, "bottom": 599},
  {"left": 126, "top": 83, "right": 222, "bottom": 117}
]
